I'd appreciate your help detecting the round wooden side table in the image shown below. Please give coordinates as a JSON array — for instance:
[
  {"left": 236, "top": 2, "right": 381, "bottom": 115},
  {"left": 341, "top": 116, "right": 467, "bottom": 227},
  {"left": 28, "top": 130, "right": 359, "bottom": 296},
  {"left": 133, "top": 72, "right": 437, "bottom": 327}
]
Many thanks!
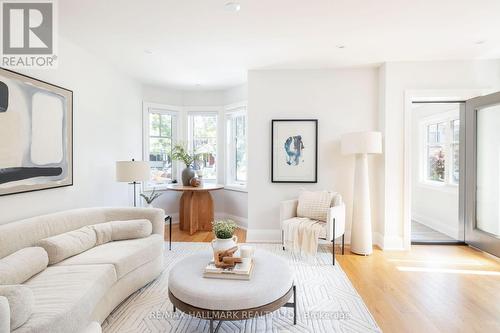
[{"left": 167, "top": 184, "right": 224, "bottom": 235}]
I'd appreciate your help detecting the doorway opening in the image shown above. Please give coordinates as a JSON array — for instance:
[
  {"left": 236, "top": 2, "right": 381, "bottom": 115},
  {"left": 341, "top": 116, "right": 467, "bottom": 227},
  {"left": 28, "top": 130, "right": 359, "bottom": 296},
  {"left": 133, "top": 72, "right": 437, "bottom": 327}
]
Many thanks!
[{"left": 410, "top": 101, "right": 465, "bottom": 244}]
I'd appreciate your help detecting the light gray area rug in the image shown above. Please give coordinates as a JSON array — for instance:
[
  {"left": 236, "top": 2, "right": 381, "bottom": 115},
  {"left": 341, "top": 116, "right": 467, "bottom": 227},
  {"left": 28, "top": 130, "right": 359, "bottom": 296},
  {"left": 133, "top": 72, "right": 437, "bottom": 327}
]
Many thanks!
[{"left": 102, "top": 242, "right": 381, "bottom": 333}]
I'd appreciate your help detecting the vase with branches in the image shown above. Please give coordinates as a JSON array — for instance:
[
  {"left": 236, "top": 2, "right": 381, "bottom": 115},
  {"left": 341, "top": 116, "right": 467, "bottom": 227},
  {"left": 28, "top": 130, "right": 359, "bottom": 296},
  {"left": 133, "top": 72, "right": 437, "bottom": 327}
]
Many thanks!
[{"left": 170, "top": 143, "right": 200, "bottom": 186}]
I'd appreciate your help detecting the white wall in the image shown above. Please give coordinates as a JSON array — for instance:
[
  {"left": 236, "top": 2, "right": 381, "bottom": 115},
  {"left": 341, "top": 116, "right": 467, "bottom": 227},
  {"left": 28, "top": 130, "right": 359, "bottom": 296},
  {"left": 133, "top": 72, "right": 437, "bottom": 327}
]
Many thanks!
[
  {"left": 411, "top": 104, "right": 460, "bottom": 239},
  {"left": 381, "top": 60, "right": 500, "bottom": 248},
  {"left": 0, "top": 37, "right": 142, "bottom": 224},
  {"left": 247, "top": 69, "right": 381, "bottom": 242},
  {"left": 141, "top": 84, "right": 249, "bottom": 225}
]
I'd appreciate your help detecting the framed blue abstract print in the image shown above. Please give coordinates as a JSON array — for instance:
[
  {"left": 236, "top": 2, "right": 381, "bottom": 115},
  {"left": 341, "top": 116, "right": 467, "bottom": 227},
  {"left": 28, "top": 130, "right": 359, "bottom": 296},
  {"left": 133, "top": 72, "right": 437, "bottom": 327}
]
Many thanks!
[
  {"left": 0, "top": 68, "right": 73, "bottom": 196},
  {"left": 271, "top": 119, "right": 318, "bottom": 183}
]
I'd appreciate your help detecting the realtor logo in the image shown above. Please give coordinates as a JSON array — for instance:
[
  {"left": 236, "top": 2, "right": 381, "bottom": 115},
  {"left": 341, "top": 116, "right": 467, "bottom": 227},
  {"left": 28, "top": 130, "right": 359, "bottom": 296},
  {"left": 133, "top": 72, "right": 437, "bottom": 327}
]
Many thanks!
[{"left": 1, "top": 0, "right": 57, "bottom": 68}]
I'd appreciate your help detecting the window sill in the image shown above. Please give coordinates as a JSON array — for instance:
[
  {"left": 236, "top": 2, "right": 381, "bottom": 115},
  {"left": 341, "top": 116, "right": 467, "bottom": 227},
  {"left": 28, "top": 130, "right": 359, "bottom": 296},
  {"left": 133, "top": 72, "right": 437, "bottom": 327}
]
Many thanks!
[{"left": 224, "top": 184, "right": 248, "bottom": 193}]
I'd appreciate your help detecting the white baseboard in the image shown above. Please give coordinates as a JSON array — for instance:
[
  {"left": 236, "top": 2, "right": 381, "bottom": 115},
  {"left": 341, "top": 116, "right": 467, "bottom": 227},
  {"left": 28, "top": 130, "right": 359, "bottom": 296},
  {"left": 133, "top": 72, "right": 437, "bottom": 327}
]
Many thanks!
[
  {"left": 412, "top": 212, "right": 459, "bottom": 239},
  {"left": 380, "top": 234, "right": 405, "bottom": 250},
  {"left": 372, "top": 231, "right": 384, "bottom": 249},
  {"left": 165, "top": 213, "right": 398, "bottom": 250}
]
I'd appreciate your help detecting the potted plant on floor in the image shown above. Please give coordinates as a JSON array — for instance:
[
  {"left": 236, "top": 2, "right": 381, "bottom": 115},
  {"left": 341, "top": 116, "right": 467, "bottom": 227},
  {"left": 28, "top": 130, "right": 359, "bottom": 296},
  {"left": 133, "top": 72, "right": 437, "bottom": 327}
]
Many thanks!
[
  {"left": 211, "top": 219, "right": 238, "bottom": 252},
  {"left": 170, "top": 143, "right": 199, "bottom": 186},
  {"left": 140, "top": 188, "right": 163, "bottom": 208}
]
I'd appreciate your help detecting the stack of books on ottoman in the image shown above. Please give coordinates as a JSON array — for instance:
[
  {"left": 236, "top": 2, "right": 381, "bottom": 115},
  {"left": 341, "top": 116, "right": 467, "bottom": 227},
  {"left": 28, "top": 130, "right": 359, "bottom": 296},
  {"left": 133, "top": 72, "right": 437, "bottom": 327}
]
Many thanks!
[{"left": 204, "top": 259, "right": 254, "bottom": 280}]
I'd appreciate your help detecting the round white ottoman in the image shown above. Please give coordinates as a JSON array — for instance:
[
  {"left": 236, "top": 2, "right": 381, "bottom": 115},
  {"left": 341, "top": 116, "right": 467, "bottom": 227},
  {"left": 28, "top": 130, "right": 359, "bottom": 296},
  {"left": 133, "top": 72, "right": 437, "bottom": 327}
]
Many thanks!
[{"left": 168, "top": 250, "right": 296, "bottom": 332}]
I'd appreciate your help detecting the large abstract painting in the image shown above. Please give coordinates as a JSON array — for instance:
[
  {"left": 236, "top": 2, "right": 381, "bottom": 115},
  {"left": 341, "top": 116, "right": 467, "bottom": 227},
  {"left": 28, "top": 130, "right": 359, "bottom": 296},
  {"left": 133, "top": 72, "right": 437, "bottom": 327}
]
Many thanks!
[
  {"left": 272, "top": 119, "right": 317, "bottom": 183},
  {"left": 0, "top": 68, "right": 73, "bottom": 196}
]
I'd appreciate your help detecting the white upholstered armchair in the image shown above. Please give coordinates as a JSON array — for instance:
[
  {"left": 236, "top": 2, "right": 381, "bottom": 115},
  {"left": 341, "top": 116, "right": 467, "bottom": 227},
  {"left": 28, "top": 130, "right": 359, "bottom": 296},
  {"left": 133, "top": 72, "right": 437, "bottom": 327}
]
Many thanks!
[{"left": 280, "top": 192, "right": 346, "bottom": 265}]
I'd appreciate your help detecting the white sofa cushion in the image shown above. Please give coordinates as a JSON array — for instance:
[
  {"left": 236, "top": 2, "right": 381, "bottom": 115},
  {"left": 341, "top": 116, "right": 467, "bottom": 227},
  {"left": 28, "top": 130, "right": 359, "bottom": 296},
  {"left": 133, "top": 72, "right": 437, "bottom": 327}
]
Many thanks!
[
  {"left": 0, "top": 247, "right": 48, "bottom": 285},
  {"left": 0, "top": 296, "right": 9, "bottom": 333},
  {"left": 36, "top": 227, "right": 97, "bottom": 265},
  {"left": 91, "top": 219, "right": 152, "bottom": 246},
  {"left": 56, "top": 234, "right": 163, "bottom": 279},
  {"left": 0, "top": 285, "right": 34, "bottom": 330},
  {"left": 297, "top": 190, "right": 334, "bottom": 221},
  {"left": 16, "top": 264, "right": 116, "bottom": 333}
]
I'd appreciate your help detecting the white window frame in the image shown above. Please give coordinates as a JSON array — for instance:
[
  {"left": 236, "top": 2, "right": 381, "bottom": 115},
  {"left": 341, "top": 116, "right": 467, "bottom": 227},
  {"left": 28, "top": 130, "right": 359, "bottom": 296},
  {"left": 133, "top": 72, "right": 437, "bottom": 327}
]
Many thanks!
[
  {"left": 419, "top": 110, "right": 459, "bottom": 189},
  {"left": 186, "top": 109, "right": 219, "bottom": 183},
  {"left": 225, "top": 102, "right": 247, "bottom": 190},
  {"left": 142, "top": 102, "right": 181, "bottom": 191}
]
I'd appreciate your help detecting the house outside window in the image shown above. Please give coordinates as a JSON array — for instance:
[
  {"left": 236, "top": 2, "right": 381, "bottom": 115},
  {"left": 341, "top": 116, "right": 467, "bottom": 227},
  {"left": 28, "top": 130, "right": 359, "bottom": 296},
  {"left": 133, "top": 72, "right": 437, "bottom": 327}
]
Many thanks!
[
  {"left": 188, "top": 113, "right": 218, "bottom": 181},
  {"left": 143, "top": 107, "right": 178, "bottom": 189},
  {"left": 422, "top": 113, "right": 459, "bottom": 186}
]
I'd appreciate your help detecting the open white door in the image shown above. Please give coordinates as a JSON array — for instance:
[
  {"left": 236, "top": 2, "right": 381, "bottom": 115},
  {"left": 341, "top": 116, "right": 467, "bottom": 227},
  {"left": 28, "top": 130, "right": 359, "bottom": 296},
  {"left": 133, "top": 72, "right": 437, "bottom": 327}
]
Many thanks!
[{"left": 464, "top": 91, "right": 500, "bottom": 257}]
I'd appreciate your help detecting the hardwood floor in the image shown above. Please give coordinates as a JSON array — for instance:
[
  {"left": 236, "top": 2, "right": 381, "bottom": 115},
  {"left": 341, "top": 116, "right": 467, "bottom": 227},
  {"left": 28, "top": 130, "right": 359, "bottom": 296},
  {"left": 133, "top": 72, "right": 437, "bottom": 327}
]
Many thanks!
[
  {"left": 166, "top": 226, "right": 499, "bottom": 332},
  {"left": 337, "top": 244, "right": 500, "bottom": 333},
  {"left": 165, "top": 223, "right": 246, "bottom": 243}
]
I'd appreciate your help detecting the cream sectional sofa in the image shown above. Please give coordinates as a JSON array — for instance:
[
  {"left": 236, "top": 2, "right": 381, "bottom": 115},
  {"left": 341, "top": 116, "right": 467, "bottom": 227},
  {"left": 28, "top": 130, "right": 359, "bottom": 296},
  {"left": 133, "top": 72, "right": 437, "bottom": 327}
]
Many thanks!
[{"left": 0, "top": 207, "right": 165, "bottom": 333}]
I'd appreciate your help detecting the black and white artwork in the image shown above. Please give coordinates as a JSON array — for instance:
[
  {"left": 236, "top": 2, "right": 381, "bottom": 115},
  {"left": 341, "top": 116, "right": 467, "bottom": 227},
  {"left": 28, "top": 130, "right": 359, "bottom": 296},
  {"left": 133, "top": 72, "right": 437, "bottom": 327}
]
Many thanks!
[
  {"left": 272, "top": 119, "right": 317, "bottom": 183},
  {"left": 0, "top": 68, "right": 73, "bottom": 196}
]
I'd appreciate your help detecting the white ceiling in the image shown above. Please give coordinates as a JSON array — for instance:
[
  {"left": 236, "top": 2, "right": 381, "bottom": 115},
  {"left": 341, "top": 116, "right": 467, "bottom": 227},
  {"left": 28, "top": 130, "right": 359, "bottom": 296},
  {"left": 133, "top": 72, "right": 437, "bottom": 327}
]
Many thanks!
[{"left": 59, "top": 0, "right": 500, "bottom": 90}]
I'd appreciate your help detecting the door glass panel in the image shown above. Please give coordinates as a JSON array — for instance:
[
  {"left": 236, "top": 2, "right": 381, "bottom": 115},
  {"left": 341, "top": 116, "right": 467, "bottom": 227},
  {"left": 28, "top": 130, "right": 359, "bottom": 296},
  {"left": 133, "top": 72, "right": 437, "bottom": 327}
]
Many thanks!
[{"left": 476, "top": 104, "right": 500, "bottom": 237}]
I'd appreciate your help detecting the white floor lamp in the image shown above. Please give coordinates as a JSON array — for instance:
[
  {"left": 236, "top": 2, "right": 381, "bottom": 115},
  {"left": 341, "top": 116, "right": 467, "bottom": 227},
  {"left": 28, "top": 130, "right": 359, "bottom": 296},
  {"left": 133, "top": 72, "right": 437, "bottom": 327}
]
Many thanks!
[
  {"left": 341, "top": 131, "right": 382, "bottom": 255},
  {"left": 116, "top": 159, "right": 150, "bottom": 207}
]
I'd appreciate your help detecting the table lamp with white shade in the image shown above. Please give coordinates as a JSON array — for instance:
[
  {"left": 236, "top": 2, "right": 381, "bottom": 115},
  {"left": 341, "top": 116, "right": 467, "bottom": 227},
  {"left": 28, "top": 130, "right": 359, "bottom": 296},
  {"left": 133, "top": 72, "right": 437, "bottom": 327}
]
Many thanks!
[
  {"left": 341, "top": 131, "right": 382, "bottom": 255},
  {"left": 116, "top": 159, "right": 150, "bottom": 207}
]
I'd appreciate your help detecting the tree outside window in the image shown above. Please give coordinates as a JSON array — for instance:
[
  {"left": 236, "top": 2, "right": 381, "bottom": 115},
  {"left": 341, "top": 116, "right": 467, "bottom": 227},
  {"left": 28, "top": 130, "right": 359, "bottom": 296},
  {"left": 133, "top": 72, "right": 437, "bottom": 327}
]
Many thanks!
[
  {"left": 424, "top": 118, "right": 459, "bottom": 185},
  {"left": 189, "top": 114, "right": 217, "bottom": 180},
  {"left": 148, "top": 113, "right": 175, "bottom": 186}
]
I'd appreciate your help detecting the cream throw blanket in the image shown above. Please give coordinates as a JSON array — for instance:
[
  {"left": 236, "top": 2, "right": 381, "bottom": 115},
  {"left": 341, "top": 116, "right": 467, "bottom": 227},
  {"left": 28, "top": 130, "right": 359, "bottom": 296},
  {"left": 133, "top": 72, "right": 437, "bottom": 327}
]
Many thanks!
[{"left": 283, "top": 218, "right": 325, "bottom": 256}]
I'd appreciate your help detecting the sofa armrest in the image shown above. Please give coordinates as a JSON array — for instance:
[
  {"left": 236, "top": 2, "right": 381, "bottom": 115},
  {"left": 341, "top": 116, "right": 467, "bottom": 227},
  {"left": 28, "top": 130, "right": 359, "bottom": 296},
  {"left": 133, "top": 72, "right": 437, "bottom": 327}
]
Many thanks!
[
  {"left": 102, "top": 208, "right": 165, "bottom": 237},
  {"left": 0, "top": 296, "right": 9, "bottom": 333},
  {"left": 280, "top": 199, "right": 298, "bottom": 226},
  {"left": 326, "top": 202, "right": 346, "bottom": 241}
]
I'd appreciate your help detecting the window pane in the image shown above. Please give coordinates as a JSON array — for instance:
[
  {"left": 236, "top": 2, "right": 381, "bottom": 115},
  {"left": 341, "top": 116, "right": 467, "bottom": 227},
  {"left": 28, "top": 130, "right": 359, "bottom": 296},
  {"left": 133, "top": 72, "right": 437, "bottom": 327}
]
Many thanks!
[
  {"left": 437, "top": 122, "right": 446, "bottom": 143},
  {"left": 235, "top": 115, "right": 247, "bottom": 182},
  {"left": 191, "top": 114, "right": 217, "bottom": 180},
  {"left": 159, "top": 114, "right": 172, "bottom": 137},
  {"left": 149, "top": 137, "right": 172, "bottom": 185},
  {"left": 428, "top": 124, "right": 437, "bottom": 144},
  {"left": 150, "top": 113, "right": 161, "bottom": 137},
  {"left": 453, "top": 119, "right": 460, "bottom": 142},
  {"left": 452, "top": 143, "right": 459, "bottom": 184},
  {"left": 428, "top": 146, "right": 445, "bottom": 182}
]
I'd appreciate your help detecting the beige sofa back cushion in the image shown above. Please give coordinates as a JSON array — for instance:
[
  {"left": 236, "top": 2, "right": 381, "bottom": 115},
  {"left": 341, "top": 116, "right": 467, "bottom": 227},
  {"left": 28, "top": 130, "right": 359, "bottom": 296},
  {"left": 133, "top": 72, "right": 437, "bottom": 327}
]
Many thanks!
[
  {"left": 0, "top": 207, "right": 165, "bottom": 259},
  {"left": 36, "top": 226, "right": 97, "bottom": 265},
  {"left": 0, "top": 247, "right": 48, "bottom": 285},
  {"left": 297, "top": 190, "right": 334, "bottom": 221},
  {"left": 92, "top": 219, "right": 153, "bottom": 245},
  {"left": 0, "top": 285, "right": 34, "bottom": 330}
]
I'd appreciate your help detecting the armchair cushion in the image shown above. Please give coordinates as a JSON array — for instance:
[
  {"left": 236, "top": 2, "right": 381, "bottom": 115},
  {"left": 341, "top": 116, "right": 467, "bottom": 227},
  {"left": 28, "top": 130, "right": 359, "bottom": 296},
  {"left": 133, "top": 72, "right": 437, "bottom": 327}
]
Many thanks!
[{"left": 297, "top": 190, "right": 334, "bottom": 222}]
